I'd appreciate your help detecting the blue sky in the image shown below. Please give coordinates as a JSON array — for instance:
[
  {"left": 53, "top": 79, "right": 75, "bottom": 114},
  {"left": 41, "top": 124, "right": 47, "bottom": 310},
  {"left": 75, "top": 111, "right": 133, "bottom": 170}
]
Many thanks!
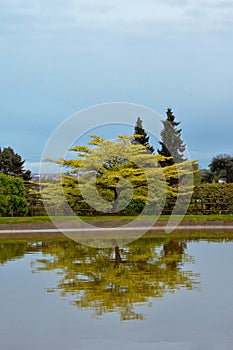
[{"left": 0, "top": 0, "right": 233, "bottom": 172}]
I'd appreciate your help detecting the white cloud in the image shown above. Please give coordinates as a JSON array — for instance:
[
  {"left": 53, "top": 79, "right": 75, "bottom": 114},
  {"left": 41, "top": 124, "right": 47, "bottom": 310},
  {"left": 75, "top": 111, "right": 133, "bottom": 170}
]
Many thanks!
[{"left": 1, "top": 0, "right": 232, "bottom": 38}]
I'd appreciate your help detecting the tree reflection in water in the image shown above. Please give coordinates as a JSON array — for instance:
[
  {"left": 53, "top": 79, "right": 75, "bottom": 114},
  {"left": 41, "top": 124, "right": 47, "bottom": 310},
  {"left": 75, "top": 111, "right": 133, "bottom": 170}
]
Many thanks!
[
  {"left": 0, "top": 242, "right": 27, "bottom": 264},
  {"left": 31, "top": 237, "right": 200, "bottom": 321}
]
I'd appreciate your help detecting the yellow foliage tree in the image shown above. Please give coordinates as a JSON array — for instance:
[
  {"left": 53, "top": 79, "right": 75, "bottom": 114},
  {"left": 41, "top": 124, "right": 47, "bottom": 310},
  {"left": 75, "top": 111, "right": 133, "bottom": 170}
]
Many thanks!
[{"left": 44, "top": 134, "right": 196, "bottom": 216}]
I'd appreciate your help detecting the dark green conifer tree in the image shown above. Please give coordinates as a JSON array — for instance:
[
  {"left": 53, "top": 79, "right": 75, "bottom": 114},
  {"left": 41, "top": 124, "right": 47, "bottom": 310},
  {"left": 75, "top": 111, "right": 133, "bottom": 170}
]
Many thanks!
[
  {"left": 133, "top": 117, "right": 154, "bottom": 153},
  {"left": 0, "top": 147, "right": 31, "bottom": 180},
  {"left": 158, "top": 108, "right": 186, "bottom": 167}
]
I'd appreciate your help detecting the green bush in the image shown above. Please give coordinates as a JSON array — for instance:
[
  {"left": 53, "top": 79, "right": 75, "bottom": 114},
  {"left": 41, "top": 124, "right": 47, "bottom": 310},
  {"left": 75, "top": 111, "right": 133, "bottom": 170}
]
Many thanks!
[{"left": 0, "top": 174, "right": 28, "bottom": 216}]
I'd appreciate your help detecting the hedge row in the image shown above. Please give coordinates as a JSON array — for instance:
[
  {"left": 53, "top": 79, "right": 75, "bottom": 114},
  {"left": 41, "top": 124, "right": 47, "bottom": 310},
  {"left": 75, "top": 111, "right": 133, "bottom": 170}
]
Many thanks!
[{"left": 1, "top": 180, "right": 233, "bottom": 217}]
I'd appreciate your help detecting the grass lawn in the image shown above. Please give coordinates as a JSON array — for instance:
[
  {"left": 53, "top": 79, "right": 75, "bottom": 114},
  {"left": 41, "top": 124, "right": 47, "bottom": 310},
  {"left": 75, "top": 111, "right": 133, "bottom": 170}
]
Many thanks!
[{"left": 1, "top": 214, "right": 233, "bottom": 225}]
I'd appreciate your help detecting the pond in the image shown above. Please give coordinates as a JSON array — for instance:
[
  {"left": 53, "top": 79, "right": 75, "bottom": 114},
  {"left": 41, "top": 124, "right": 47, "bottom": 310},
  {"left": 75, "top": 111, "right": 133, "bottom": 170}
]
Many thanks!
[{"left": 0, "top": 234, "right": 233, "bottom": 350}]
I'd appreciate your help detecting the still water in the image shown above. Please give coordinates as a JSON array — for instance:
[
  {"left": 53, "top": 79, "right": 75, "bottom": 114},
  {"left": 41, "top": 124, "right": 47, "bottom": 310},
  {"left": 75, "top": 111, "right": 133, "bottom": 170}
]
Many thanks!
[{"left": 0, "top": 235, "right": 233, "bottom": 350}]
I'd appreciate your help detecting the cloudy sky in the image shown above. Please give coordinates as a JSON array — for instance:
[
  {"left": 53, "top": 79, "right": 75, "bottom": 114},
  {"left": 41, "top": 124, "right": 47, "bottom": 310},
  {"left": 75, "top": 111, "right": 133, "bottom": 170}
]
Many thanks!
[{"left": 0, "top": 0, "right": 233, "bottom": 172}]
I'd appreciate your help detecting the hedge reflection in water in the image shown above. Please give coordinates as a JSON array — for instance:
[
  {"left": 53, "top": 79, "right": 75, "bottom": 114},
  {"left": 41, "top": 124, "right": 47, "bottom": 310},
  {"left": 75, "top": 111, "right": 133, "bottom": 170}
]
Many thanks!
[{"left": 1, "top": 237, "right": 201, "bottom": 321}]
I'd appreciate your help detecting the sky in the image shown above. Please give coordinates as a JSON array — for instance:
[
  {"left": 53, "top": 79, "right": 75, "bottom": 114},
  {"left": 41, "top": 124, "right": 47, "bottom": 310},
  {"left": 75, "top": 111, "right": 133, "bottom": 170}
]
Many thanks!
[{"left": 0, "top": 0, "right": 233, "bottom": 172}]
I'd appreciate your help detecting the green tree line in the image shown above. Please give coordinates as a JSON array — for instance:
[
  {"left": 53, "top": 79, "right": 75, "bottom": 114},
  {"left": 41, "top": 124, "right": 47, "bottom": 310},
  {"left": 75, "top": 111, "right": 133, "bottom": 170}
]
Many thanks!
[{"left": 1, "top": 109, "right": 233, "bottom": 217}]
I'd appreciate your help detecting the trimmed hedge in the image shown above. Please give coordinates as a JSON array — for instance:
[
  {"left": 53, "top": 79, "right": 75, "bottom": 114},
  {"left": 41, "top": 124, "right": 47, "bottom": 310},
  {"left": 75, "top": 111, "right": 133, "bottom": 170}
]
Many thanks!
[{"left": 187, "top": 183, "right": 233, "bottom": 215}]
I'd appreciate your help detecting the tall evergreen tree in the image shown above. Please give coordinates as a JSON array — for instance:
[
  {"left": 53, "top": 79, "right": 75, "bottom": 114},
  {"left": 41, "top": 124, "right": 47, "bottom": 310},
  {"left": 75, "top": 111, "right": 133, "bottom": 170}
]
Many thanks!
[
  {"left": 0, "top": 147, "right": 31, "bottom": 180},
  {"left": 158, "top": 108, "right": 186, "bottom": 167},
  {"left": 133, "top": 117, "right": 154, "bottom": 153}
]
